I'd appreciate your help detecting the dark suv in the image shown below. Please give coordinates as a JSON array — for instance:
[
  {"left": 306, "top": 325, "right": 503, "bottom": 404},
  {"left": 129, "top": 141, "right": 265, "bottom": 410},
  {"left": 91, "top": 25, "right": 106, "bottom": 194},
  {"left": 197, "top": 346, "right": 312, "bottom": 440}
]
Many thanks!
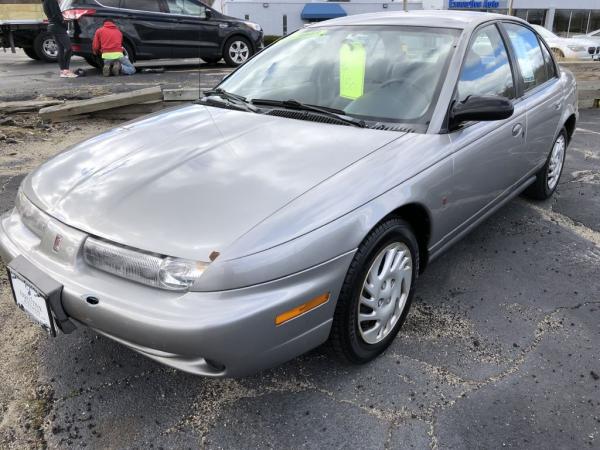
[{"left": 62, "top": 0, "right": 263, "bottom": 67}]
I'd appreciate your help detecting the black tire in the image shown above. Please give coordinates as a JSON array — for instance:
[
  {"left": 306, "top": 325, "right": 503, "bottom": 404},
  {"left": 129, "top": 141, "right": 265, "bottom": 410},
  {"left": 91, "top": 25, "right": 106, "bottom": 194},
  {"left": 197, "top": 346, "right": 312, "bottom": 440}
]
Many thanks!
[
  {"left": 122, "top": 41, "right": 135, "bottom": 63},
  {"left": 330, "top": 218, "right": 419, "bottom": 364},
  {"left": 85, "top": 56, "right": 102, "bottom": 68},
  {"left": 202, "top": 56, "right": 221, "bottom": 65},
  {"left": 223, "top": 36, "right": 253, "bottom": 67},
  {"left": 23, "top": 47, "right": 40, "bottom": 60},
  {"left": 33, "top": 32, "right": 58, "bottom": 62},
  {"left": 524, "top": 128, "right": 568, "bottom": 200}
]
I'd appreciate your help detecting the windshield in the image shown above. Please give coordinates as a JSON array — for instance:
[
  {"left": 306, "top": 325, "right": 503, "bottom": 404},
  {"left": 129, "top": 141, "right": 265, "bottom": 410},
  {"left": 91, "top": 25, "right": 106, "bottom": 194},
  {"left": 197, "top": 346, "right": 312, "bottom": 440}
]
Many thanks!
[{"left": 219, "top": 25, "right": 460, "bottom": 129}]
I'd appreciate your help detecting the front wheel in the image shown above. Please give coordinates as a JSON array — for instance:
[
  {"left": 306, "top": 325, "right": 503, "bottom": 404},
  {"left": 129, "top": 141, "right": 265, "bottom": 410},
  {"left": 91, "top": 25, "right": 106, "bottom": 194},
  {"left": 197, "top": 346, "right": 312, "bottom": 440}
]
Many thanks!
[
  {"left": 223, "top": 37, "right": 252, "bottom": 67},
  {"left": 330, "top": 218, "right": 419, "bottom": 364},
  {"left": 524, "top": 129, "right": 567, "bottom": 200},
  {"left": 33, "top": 32, "right": 58, "bottom": 62}
]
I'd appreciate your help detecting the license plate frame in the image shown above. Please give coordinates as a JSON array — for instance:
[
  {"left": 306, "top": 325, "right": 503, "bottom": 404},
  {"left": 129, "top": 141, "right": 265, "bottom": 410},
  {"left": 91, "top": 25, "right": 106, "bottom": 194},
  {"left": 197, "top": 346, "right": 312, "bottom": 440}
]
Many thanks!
[{"left": 8, "top": 268, "right": 57, "bottom": 337}]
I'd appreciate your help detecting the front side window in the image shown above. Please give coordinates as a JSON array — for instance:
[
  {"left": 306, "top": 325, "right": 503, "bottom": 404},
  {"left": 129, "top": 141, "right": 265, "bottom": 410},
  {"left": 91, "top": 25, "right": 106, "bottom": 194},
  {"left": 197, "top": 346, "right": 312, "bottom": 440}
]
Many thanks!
[
  {"left": 166, "top": 0, "right": 206, "bottom": 16},
  {"left": 457, "top": 24, "right": 514, "bottom": 101},
  {"left": 504, "top": 23, "right": 547, "bottom": 92},
  {"left": 218, "top": 25, "right": 460, "bottom": 130}
]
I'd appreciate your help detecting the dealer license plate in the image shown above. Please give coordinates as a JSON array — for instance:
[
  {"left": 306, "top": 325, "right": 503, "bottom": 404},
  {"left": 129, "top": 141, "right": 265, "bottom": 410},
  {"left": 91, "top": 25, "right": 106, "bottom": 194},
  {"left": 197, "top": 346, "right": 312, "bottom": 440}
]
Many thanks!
[{"left": 8, "top": 269, "right": 56, "bottom": 336}]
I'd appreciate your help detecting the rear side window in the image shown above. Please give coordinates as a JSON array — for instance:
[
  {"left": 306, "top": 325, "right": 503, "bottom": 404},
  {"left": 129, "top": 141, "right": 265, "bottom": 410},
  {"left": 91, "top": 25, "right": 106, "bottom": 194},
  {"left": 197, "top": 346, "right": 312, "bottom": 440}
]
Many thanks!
[
  {"left": 457, "top": 24, "right": 515, "bottom": 101},
  {"left": 504, "top": 23, "right": 547, "bottom": 92},
  {"left": 121, "top": 0, "right": 161, "bottom": 12}
]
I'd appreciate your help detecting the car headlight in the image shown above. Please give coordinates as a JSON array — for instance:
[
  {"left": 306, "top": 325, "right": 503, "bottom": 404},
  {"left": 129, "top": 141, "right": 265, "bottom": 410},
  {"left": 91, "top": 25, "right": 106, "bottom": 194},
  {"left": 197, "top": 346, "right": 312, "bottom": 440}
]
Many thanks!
[
  {"left": 567, "top": 45, "right": 586, "bottom": 52},
  {"left": 15, "top": 190, "right": 49, "bottom": 238},
  {"left": 244, "top": 21, "right": 262, "bottom": 32},
  {"left": 83, "top": 237, "right": 208, "bottom": 291}
]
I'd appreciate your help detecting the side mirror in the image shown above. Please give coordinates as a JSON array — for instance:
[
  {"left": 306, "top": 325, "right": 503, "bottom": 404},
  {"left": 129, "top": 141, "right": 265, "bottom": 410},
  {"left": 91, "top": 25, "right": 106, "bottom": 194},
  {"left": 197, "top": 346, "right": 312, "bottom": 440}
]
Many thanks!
[
  {"left": 449, "top": 95, "right": 514, "bottom": 129},
  {"left": 203, "top": 9, "right": 212, "bottom": 19}
]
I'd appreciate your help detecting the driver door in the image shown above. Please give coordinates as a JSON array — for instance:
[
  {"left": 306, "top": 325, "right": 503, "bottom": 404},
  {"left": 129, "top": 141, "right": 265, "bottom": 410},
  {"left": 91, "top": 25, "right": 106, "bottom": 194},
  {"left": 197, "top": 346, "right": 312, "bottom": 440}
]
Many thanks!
[{"left": 443, "top": 23, "right": 528, "bottom": 239}]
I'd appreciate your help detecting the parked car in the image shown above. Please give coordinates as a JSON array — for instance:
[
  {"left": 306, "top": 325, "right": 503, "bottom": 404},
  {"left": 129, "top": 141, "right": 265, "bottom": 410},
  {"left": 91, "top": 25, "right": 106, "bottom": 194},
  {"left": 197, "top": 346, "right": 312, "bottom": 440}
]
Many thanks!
[
  {"left": 573, "top": 28, "right": 600, "bottom": 44},
  {"left": 532, "top": 24, "right": 599, "bottom": 61},
  {"left": 0, "top": 11, "right": 577, "bottom": 377},
  {"left": 61, "top": 0, "right": 263, "bottom": 67}
]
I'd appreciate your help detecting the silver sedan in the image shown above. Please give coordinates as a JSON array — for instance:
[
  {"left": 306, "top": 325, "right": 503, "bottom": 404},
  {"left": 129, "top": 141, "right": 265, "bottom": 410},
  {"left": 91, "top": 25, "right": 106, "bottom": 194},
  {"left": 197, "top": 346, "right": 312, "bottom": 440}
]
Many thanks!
[{"left": 0, "top": 11, "right": 577, "bottom": 377}]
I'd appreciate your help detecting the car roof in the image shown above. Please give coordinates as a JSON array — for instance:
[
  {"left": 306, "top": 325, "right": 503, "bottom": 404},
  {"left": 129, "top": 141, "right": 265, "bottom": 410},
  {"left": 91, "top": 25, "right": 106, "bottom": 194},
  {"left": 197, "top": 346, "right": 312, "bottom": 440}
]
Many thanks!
[{"left": 309, "top": 10, "right": 527, "bottom": 30}]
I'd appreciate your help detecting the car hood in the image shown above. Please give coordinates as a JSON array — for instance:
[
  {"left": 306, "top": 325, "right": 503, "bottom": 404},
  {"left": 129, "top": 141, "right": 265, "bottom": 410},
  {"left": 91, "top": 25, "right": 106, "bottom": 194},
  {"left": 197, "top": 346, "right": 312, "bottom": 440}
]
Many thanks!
[{"left": 23, "top": 105, "right": 402, "bottom": 261}]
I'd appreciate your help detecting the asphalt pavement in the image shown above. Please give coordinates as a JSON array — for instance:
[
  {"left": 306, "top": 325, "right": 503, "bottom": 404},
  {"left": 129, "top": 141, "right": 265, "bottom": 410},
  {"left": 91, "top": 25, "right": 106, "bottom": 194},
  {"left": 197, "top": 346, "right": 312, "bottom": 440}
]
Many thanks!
[
  {"left": 0, "top": 50, "right": 599, "bottom": 449},
  {"left": 0, "top": 49, "right": 231, "bottom": 101}
]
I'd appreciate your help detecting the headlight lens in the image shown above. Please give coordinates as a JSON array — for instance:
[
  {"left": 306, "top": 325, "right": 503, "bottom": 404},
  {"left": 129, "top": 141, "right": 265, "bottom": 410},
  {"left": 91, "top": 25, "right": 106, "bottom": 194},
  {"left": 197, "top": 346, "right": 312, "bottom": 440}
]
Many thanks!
[
  {"left": 244, "top": 21, "right": 262, "bottom": 32},
  {"left": 83, "top": 237, "right": 208, "bottom": 291},
  {"left": 15, "top": 190, "right": 49, "bottom": 237},
  {"left": 567, "top": 45, "right": 586, "bottom": 52}
]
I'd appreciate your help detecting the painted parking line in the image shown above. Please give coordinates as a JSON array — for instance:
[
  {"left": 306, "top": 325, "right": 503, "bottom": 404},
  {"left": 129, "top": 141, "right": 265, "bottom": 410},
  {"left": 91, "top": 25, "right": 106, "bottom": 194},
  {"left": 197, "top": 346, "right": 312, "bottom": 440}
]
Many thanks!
[{"left": 576, "top": 127, "right": 600, "bottom": 135}]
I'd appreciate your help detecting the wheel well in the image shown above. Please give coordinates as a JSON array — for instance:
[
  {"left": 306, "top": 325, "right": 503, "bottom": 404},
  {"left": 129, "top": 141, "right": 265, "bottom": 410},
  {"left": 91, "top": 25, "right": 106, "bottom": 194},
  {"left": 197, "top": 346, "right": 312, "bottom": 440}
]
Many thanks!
[
  {"left": 564, "top": 114, "right": 576, "bottom": 143},
  {"left": 385, "top": 203, "right": 431, "bottom": 273},
  {"left": 122, "top": 37, "right": 135, "bottom": 61}
]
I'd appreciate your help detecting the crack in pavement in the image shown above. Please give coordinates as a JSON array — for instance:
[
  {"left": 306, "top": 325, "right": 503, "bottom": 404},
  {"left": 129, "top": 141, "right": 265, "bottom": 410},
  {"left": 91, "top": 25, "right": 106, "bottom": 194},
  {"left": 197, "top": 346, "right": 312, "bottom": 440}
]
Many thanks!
[{"left": 520, "top": 199, "right": 600, "bottom": 248}]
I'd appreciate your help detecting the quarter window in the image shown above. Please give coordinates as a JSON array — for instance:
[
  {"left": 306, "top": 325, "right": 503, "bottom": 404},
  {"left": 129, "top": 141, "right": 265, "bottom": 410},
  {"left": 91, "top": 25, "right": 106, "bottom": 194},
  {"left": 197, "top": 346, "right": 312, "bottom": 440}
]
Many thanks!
[
  {"left": 504, "top": 23, "right": 547, "bottom": 92},
  {"left": 539, "top": 39, "right": 557, "bottom": 81},
  {"left": 457, "top": 25, "right": 514, "bottom": 102}
]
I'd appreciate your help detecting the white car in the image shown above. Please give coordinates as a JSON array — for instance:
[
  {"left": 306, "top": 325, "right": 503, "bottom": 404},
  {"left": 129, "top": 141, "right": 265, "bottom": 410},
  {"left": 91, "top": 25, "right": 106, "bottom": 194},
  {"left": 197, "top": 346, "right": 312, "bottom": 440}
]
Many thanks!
[
  {"left": 573, "top": 28, "right": 600, "bottom": 44},
  {"left": 532, "top": 25, "right": 599, "bottom": 61}
]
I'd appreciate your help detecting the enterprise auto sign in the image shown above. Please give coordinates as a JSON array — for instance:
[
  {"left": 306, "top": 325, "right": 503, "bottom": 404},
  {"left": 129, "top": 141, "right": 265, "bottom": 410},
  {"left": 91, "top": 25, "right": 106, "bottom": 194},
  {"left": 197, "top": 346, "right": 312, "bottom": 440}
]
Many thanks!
[{"left": 449, "top": 1, "right": 502, "bottom": 8}]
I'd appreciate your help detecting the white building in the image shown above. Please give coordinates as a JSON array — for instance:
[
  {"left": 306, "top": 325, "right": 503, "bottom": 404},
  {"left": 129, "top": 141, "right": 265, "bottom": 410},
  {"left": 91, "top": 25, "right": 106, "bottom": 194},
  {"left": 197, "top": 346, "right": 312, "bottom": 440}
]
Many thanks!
[
  {"left": 445, "top": 1, "right": 600, "bottom": 37},
  {"left": 212, "top": 0, "right": 444, "bottom": 36}
]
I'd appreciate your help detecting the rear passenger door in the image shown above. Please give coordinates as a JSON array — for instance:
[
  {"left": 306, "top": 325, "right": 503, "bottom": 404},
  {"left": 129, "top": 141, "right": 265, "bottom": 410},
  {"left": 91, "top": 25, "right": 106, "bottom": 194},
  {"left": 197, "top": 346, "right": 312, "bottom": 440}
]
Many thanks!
[
  {"left": 444, "top": 23, "right": 528, "bottom": 233},
  {"left": 501, "top": 22, "right": 563, "bottom": 170},
  {"left": 119, "top": 0, "right": 174, "bottom": 58}
]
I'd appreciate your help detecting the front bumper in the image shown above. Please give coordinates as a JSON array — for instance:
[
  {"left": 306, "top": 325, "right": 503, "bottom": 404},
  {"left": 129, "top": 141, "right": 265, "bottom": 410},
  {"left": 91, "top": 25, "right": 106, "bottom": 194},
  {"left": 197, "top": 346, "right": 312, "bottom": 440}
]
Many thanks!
[{"left": 0, "top": 209, "right": 354, "bottom": 377}]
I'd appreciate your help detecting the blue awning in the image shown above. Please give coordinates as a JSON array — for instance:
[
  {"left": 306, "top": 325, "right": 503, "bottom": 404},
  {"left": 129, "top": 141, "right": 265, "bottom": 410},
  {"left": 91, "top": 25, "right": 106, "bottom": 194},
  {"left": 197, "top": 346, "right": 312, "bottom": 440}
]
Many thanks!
[{"left": 301, "top": 3, "right": 347, "bottom": 21}]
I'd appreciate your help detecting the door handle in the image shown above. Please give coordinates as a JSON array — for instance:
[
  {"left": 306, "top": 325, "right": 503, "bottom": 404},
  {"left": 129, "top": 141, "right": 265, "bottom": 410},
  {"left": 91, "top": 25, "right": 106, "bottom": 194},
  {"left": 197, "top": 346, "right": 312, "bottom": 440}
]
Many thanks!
[{"left": 512, "top": 123, "right": 524, "bottom": 137}]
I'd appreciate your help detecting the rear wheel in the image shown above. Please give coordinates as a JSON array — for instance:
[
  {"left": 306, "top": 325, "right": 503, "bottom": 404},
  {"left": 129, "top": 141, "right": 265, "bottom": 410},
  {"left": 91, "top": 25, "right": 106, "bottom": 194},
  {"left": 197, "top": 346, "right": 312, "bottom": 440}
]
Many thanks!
[
  {"left": 223, "top": 37, "right": 252, "bottom": 67},
  {"left": 524, "top": 129, "right": 567, "bottom": 200},
  {"left": 85, "top": 56, "right": 102, "bottom": 68},
  {"left": 330, "top": 218, "right": 419, "bottom": 363},
  {"left": 23, "top": 47, "right": 40, "bottom": 60},
  {"left": 33, "top": 32, "right": 58, "bottom": 62},
  {"left": 122, "top": 41, "right": 135, "bottom": 63}
]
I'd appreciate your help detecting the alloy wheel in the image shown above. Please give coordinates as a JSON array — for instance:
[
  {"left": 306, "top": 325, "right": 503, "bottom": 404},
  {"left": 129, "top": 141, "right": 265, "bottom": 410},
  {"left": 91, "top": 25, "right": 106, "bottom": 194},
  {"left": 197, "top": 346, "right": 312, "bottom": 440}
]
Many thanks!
[
  {"left": 547, "top": 134, "right": 566, "bottom": 191},
  {"left": 228, "top": 40, "right": 250, "bottom": 64},
  {"left": 357, "top": 242, "right": 412, "bottom": 345},
  {"left": 42, "top": 38, "right": 58, "bottom": 58}
]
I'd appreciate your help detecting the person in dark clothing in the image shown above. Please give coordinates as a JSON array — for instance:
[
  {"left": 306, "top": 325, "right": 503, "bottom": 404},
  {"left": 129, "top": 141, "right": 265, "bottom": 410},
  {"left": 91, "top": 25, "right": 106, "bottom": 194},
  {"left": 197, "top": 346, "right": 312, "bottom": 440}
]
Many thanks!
[{"left": 41, "top": 0, "right": 77, "bottom": 77}]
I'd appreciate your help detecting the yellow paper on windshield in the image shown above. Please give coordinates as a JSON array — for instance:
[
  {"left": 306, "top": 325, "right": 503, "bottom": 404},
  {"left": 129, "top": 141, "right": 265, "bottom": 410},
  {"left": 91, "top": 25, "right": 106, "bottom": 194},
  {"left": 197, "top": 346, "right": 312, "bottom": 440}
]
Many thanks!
[{"left": 339, "top": 42, "right": 366, "bottom": 100}]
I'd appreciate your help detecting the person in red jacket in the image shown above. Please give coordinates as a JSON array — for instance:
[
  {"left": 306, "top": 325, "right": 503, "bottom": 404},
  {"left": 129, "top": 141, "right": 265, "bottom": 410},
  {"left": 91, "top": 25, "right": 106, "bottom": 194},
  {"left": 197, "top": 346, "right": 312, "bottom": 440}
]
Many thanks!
[{"left": 92, "top": 20, "right": 135, "bottom": 76}]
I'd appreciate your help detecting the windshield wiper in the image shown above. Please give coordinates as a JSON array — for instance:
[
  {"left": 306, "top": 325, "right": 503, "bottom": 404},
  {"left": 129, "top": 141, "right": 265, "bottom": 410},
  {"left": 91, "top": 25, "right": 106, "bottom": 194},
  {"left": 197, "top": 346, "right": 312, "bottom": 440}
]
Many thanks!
[
  {"left": 251, "top": 98, "right": 367, "bottom": 128},
  {"left": 200, "top": 88, "right": 259, "bottom": 113}
]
